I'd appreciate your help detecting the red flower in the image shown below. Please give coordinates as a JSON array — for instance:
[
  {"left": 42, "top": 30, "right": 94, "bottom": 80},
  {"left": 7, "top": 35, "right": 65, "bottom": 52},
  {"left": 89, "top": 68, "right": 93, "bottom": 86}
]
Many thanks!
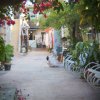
[
  {"left": 11, "top": 20, "right": 15, "bottom": 25},
  {"left": 7, "top": 20, "right": 15, "bottom": 26},
  {"left": 33, "top": 10, "right": 38, "bottom": 14},
  {"left": 18, "top": 96, "right": 25, "bottom": 100},
  {"left": 40, "top": 2, "right": 45, "bottom": 8},
  {"left": 7, "top": 20, "right": 11, "bottom": 26},
  {"left": 44, "top": 2, "right": 52, "bottom": 8}
]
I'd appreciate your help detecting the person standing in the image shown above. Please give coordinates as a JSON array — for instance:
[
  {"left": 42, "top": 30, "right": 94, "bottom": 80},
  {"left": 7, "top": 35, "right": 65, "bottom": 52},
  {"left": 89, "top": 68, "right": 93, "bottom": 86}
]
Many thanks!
[{"left": 56, "top": 44, "right": 62, "bottom": 62}]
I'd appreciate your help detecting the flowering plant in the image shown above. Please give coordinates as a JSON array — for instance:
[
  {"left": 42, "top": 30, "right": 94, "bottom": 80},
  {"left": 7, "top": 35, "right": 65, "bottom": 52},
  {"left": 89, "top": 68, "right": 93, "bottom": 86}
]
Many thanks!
[
  {"left": 0, "top": 0, "right": 80, "bottom": 25},
  {"left": 0, "top": 0, "right": 27, "bottom": 26}
]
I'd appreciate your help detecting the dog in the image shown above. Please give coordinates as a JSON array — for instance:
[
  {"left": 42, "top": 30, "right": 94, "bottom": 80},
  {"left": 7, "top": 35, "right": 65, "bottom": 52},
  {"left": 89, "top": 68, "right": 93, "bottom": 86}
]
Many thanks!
[{"left": 46, "top": 56, "right": 49, "bottom": 61}]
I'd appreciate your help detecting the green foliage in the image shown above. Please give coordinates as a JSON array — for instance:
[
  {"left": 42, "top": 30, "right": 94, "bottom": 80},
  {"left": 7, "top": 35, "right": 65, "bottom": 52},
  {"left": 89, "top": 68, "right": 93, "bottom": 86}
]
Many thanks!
[
  {"left": 71, "top": 40, "right": 100, "bottom": 68},
  {"left": 0, "top": 0, "right": 23, "bottom": 19},
  {"left": 4, "top": 44, "right": 14, "bottom": 63},
  {"left": 39, "top": 9, "right": 65, "bottom": 29},
  {"left": 39, "top": 3, "right": 80, "bottom": 29},
  {"left": 78, "top": 0, "right": 100, "bottom": 31},
  {"left": 86, "top": 41, "right": 100, "bottom": 63},
  {"left": 0, "top": 37, "right": 14, "bottom": 63},
  {"left": 0, "top": 36, "right": 5, "bottom": 62},
  {"left": 72, "top": 41, "right": 89, "bottom": 65}
]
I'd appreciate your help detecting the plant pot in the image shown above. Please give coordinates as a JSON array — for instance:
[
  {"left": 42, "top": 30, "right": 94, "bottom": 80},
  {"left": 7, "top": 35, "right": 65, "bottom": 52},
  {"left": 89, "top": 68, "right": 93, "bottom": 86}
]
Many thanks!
[
  {"left": 0, "top": 64, "right": 4, "bottom": 70},
  {"left": 4, "top": 63, "right": 11, "bottom": 71}
]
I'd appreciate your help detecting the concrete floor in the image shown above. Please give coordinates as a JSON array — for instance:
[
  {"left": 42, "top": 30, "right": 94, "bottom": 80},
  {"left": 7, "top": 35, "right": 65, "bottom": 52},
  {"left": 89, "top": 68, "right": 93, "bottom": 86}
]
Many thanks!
[{"left": 0, "top": 49, "right": 100, "bottom": 100}]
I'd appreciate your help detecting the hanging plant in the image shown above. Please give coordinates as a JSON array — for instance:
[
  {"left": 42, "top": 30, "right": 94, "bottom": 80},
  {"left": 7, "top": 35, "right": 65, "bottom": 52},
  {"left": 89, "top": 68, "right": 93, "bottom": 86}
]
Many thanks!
[
  {"left": 33, "top": 0, "right": 65, "bottom": 14},
  {"left": 0, "top": 18, "right": 15, "bottom": 26},
  {"left": 0, "top": 0, "right": 81, "bottom": 24}
]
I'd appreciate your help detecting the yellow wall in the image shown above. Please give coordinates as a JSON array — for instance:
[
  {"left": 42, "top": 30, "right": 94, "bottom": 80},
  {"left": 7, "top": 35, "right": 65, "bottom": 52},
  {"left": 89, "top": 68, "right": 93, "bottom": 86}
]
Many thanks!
[{"left": 11, "top": 19, "right": 20, "bottom": 55}]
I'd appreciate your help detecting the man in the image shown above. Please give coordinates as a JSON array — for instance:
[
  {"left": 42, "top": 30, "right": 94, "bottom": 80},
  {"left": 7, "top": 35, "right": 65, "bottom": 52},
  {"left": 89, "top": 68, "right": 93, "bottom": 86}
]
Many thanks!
[{"left": 56, "top": 44, "right": 62, "bottom": 62}]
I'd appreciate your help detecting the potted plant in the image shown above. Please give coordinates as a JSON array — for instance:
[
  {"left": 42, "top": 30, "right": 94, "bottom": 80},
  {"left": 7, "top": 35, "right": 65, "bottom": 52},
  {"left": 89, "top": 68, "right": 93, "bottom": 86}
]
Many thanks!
[
  {"left": 4, "top": 44, "right": 14, "bottom": 70},
  {"left": 0, "top": 36, "right": 5, "bottom": 70},
  {"left": 71, "top": 40, "right": 100, "bottom": 78}
]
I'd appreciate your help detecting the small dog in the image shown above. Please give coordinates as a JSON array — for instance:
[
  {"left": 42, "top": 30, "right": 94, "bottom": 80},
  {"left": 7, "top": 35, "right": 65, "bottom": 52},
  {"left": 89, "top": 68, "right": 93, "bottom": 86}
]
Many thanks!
[{"left": 46, "top": 56, "right": 49, "bottom": 61}]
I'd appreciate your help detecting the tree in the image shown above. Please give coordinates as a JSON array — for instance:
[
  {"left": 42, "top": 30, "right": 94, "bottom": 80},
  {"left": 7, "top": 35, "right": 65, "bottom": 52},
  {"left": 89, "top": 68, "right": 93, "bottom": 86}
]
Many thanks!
[
  {"left": 0, "top": 0, "right": 99, "bottom": 32},
  {"left": 78, "top": 0, "right": 100, "bottom": 31},
  {"left": 39, "top": 9, "right": 65, "bottom": 29}
]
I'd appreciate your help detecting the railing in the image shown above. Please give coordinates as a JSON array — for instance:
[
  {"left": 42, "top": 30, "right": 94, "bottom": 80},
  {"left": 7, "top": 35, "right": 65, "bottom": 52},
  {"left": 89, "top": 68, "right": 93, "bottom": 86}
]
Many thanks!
[
  {"left": 63, "top": 52, "right": 100, "bottom": 88},
  {"left": 64, "top": 55, "right": 75, "bottom": 71},
  {"left": 84, "top": 62, "right": 100, "bottom": 88}
]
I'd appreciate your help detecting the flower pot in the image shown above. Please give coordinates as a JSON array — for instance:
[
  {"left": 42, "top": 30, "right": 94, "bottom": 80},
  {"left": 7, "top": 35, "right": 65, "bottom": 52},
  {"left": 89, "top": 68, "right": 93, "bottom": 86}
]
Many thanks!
[{"left": 4, "top": 63, "right": 11, "bottom": 71}]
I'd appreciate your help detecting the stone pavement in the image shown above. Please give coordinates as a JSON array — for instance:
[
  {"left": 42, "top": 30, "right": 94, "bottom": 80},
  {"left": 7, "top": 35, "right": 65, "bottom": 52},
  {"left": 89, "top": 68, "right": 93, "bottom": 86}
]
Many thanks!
[{"left": 0, "top": 49, "right": 100, "bottom": 100}]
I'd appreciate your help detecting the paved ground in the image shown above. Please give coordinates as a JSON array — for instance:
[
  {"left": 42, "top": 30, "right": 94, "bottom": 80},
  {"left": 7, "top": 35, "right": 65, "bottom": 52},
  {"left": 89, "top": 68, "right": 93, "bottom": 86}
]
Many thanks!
[{"left": 0, "top": 49, "right": 100, "bottom": 100}]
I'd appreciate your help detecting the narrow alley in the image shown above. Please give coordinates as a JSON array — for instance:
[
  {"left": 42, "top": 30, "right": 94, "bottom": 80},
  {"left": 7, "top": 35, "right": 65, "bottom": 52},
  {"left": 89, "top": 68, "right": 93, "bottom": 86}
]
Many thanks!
[{"left": 0, "top": 49, "right": 100, "bottom": 100}]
